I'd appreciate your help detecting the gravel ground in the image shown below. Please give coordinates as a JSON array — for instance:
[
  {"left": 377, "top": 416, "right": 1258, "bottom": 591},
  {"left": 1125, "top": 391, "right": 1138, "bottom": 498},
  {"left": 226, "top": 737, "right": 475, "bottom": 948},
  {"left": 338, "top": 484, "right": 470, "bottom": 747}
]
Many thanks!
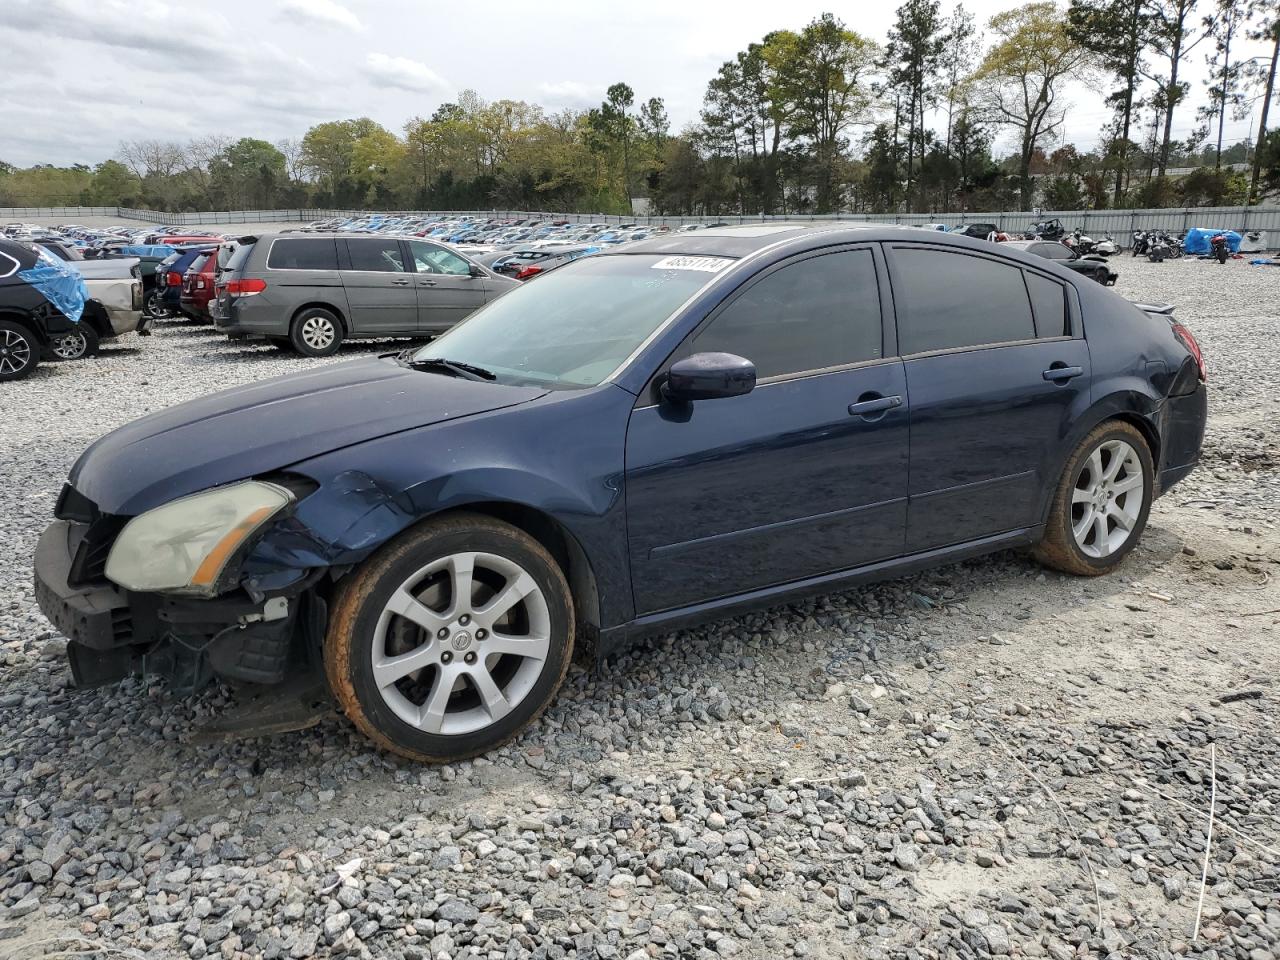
[{"left": 1, "top": 255, "right": 1277, "bottom": 960}]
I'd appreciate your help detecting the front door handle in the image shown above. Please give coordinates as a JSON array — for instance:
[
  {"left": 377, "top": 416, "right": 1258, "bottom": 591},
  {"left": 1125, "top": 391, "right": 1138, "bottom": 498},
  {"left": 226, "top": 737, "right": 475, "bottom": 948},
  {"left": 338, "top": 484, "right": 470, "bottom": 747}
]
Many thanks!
[
  {"left": 848, "top": 394, "right": 903, "bottom": 417},
  {"left": 1043, "top": 364, "right": 1083, "bottom": 382},
  {"left": 391, "top": 278, "right": 410, "bottom": 286}
]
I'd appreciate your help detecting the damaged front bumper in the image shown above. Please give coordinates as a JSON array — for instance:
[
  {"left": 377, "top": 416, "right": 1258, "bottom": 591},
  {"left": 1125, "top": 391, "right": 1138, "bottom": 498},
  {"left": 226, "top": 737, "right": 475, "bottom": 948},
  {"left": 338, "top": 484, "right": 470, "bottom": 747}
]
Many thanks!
[{"left": 33, "top": 519, "right": 321, "bottom": 692}]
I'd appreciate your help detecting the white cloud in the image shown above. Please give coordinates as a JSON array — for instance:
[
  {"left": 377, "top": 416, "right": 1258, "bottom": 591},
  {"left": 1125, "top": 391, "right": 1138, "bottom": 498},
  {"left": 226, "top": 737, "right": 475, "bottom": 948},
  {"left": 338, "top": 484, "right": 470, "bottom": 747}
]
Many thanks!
[
  {"left": 538, "top": 81, "right": 596, "bottom": 105},
  {"left": 281, "top": 0, "right": 363, "bottom": 31},
  {"left": 363, "top": 53, "right": 450, "bottom": 94}
]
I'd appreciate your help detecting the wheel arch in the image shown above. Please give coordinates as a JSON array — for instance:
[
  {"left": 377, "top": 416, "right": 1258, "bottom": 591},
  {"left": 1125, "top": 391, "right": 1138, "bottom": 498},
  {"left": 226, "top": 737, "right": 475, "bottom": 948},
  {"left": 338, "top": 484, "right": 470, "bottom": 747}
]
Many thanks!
[
  {"left": 0, "top": 309, "right": 43, "bottom": 342},
  {"left": 1036, "top": 391, "right": 1162, "bottom": 526},
  {"left": 419, "top": 501, "right": 602, "bottom": 640},
  {"left": 79, "top": 301, "right": 113, "bottom": 337},
  {"left": 291, "top": 301, "right": 349, "bottom": 335}
]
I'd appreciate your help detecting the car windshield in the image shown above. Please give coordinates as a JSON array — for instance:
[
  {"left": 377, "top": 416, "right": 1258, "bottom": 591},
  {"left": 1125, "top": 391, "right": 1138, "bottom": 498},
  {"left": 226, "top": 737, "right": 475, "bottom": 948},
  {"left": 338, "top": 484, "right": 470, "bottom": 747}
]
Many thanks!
[{"left": 410, "top": 253, "right": 727, "bottom": 389}]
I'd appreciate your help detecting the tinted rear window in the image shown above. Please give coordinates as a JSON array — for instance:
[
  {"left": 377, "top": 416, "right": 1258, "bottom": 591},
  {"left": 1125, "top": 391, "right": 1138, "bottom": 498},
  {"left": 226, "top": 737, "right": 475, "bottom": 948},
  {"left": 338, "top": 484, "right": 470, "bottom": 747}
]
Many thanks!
[
  {"left": 267, "top": 237, "right": 338, "bottom": 270},
  {"left": 223, "top": 242, "right": 256, "bottom": 273},
  {"left": 893, "top": 248, "right": 1035, "bottom": 353},
  {"left": 1027, "top": 273, "right": 1068, "bottom": 337}
]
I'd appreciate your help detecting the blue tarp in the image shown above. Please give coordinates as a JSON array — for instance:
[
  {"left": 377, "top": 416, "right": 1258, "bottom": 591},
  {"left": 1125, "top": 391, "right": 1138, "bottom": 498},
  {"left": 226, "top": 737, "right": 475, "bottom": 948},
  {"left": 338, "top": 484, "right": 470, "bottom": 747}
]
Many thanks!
[
  {"left": 119, "top": 244, "right": 177, "bottom": 257},
  {"left": 1183, "top": 227, "right": 1243, "bottom": 255},
  {"left": 19, "top": 247, "right": 88, "bottom": 323}
]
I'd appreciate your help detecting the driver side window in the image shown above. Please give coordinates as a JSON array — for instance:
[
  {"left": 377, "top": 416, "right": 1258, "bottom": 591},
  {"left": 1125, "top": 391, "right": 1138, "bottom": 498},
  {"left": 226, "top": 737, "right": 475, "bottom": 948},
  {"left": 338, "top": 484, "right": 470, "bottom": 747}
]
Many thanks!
[{"left": 692, "top": 249, "right": 883, "bottom": 381}]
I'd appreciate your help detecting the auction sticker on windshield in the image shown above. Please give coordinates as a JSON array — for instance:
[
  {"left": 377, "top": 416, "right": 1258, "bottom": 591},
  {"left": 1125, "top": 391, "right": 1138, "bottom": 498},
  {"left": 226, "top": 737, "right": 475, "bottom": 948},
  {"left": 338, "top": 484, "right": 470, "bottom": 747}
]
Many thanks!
[{"left": 650, "top": 256, "right": 734, "bottom": 273}]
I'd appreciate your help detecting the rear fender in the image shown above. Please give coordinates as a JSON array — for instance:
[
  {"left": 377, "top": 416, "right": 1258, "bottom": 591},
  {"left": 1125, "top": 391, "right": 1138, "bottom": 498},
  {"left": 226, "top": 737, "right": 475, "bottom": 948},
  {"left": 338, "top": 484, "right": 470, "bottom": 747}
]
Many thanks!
[{"left": 1034, "top": 390, "right": 1162, "bottom": 525}]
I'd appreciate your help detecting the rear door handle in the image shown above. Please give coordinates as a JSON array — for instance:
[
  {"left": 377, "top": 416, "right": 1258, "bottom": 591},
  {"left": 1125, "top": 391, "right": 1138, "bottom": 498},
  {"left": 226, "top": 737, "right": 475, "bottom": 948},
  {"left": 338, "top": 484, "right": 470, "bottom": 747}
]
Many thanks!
[
  {"left": 1043, "top": 365, "right": 1084, "bottom": 382},
  {"left": 391, "top": 278, "right": 410, "bottom": 286},
  {"left": 418, "top": 279, "right": 438, "bottom": 287},
  {"left": 848, "top": 395, "right": 903, "bottom": 417}
]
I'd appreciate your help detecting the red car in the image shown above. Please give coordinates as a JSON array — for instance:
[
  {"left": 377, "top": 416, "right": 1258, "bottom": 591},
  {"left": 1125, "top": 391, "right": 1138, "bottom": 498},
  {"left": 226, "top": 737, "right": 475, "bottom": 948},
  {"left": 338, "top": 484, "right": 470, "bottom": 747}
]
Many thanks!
[{"left": 179, "top": 252, "right": 218, "bottom": 321}]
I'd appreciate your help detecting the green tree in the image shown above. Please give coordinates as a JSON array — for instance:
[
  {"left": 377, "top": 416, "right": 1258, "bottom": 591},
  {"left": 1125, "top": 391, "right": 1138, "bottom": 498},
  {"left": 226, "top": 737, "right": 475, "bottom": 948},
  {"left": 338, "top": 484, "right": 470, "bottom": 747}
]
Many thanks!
[
  {"left": 775, "top": 13, "right": 879, "bottom": 211},
  {"left": 974, "top": 2, "right": 1094, "bottom": 208},
  {"left": 1147, "top": 0, "right": 1206, "bottom": 178},
  {"left": 1199, "top": 0, "right": 1249, "bottom": 169},
  {"left": 1247, "top": 0, "right": 1280, "bottom": 198},
  {"left": 886, "top": 0, "right": 948, "bottom": 207},
  {"left": 210, "top": 138, "right": 287, "bottom": 208},
  {"left": 1068, "top": 0, "right": 1155, "bottom": 203},
  {"left": 86, "top": 159, "right": 139, "bottom": 205}
]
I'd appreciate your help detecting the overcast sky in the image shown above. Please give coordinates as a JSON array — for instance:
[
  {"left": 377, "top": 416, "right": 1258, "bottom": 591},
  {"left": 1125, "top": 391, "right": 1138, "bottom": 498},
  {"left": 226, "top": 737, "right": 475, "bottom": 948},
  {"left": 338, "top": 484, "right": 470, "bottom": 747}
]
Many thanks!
[{"left": 1, "top": 0, "right": 1271, "bottom": 169}]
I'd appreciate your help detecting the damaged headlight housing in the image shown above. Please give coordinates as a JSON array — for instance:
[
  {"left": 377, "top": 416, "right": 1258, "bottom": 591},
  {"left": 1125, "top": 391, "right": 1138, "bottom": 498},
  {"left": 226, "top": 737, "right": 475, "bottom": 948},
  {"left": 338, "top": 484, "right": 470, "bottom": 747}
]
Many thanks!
[{"left": 105, "top": 481, "right": 294, "bottom": 596}]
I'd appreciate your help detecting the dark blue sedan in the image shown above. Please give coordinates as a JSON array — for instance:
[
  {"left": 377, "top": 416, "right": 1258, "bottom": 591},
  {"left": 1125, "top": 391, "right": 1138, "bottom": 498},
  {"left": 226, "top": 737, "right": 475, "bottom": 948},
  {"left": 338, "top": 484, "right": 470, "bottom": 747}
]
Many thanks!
[{"left": 34, "top": 225, "right": 1208, "bottom": 761}]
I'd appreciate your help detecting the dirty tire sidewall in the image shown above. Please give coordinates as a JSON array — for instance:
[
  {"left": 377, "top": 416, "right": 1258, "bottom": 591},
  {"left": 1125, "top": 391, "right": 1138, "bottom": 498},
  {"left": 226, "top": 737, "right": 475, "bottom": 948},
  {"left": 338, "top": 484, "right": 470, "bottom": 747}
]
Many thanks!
[
  {"left": 0, "top": 320, "right": 39, "bottom": 382},
  {"left": 289, "top": 308, "right": 343, "bottom": 357},
  {"left": 325, "top": 514, "right": 575, "bottom": 762},
  {"left": 1034, "top": 420, "right": 1155, "bottom": 577}
]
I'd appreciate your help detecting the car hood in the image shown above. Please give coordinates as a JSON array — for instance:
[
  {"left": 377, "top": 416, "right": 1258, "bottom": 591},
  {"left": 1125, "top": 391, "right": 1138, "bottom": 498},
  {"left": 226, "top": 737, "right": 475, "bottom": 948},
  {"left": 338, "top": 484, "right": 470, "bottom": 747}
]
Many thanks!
[{"left": 69, "top": 357, "right": 548, "bottom": 515}]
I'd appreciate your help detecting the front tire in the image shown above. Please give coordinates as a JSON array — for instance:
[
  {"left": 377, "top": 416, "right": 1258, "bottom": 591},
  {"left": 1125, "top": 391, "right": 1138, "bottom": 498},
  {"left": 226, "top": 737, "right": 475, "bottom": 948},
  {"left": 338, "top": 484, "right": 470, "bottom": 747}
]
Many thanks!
[
  {"left": 289, "top": 307, "right": 343, "bottom": 357},
  {"left": 0, "top": 320, "right": 40, "bottom": 382},
  {"left": 1034, "top": 420, "right": 1154, "bottom": 576},
  {"left": 324, "top": 513, "right": 575, "bottom": 762}
]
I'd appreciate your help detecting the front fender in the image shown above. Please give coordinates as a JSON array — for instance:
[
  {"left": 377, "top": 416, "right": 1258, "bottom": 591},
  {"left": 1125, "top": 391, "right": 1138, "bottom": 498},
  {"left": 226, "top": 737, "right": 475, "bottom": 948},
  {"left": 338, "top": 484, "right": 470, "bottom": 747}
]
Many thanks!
[{"left": 241, "top": 383, "right": 636, "bottom": 626}]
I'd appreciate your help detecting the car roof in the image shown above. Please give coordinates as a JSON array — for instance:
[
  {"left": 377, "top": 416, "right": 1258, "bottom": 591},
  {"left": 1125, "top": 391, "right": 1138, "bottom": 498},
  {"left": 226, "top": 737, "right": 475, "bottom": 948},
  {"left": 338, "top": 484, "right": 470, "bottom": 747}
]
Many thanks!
[
  {"left": 619, "top": 223, "right": 847, "bottom": 258},
  {"left": 614, "top": 223, "right": 1033, "bottom": 260}
]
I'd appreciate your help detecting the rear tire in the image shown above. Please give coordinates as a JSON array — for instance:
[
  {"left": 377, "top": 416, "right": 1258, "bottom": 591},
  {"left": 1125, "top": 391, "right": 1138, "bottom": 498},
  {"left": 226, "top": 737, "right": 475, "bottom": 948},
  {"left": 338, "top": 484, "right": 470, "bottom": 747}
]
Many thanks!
[
  {"left": 143, "top": 289, "right": 171, "bottom": 320},
  {"left": 49, "top": 324, "right": 100, "bottom": 361},
  {"left": 1034, "top": 420, "right": 1154, "bottom": 577},
  {"left": 0, "top": 320, "right": 40, "bottom": 382},
  {"left": 289, "top": 307, "right": 343, "bottom": 357},
  {"left": 324, "top": 513, "right": 575, "bottom": 762}
]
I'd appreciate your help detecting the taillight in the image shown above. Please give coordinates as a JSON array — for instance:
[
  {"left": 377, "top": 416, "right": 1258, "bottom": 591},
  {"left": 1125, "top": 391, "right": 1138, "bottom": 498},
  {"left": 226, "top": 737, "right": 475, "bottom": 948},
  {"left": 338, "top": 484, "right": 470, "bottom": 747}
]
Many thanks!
[
  {"left": 1171, "top": 322, "right": 1206, "bottom": 382},
  {"left": 226, "top": 278, "right": 266, "bottom": 297},
  {"left": 166, "top": 271, "right": 182, "bottom": 287},
  {"left": 515, "top": 265, "right": 543, "bottom": 281}
]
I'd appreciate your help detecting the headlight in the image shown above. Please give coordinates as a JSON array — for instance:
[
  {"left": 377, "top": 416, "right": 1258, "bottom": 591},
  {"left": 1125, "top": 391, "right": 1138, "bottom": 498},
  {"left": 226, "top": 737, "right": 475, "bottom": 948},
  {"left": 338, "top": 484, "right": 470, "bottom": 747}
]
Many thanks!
[{"left": 105, "top": 481, "right": 293, "bottom": 596}]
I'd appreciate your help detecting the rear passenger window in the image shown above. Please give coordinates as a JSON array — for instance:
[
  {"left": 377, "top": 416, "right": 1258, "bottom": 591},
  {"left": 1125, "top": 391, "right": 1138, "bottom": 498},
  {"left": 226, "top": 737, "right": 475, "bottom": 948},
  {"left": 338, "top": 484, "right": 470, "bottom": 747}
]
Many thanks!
[
  {"left": 1026, "top": 273, "right": 1068, "bottom": 337},
  {"left": 693, "top": 250, "right": 882, "bottom": 380},
  {"left": 893, "top": 249, "right": 1034, "bottom": 353},
  {"left": 346, "top": 239, "right": 406, "bottom": 273},
  {"left": 267, "top": 238, "right": 338, "bottom": 270}
]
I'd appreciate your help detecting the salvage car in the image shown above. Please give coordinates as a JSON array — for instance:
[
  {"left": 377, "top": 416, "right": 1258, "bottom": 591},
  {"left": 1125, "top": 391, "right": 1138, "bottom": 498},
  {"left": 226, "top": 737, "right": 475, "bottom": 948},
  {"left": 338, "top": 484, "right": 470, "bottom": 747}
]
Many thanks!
[
  {"left": 0, "top": 238, "right": 85, "bottom": 381},
  {"left": 212, "top": 233, "right": 517, "bottom": 355},
  {"left": 1002, "top": 239, "right": 1118, "bottom": 286},
  {"left": 34, "top": 225, "right": 1208, "bottom": 760},
  {"left": 47, "top": 257, "right": 146, "bottom": 360}
]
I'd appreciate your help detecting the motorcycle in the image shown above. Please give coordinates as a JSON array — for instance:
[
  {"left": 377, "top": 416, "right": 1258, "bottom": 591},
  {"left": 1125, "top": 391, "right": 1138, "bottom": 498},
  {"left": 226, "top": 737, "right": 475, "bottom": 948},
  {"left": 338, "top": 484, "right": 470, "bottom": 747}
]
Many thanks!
[
  {"left": 1068, "top": 228, "right": 1100, "bottom": 255},
  {"left": 1131, "top": 231, "right": 1149, "bottom": 257},
  {"left": 1093, "top": 234, "right": 1118, "bottom": 256},
  {"left": 1209, "top": 232, "right": 1230, "bottom": 264}
]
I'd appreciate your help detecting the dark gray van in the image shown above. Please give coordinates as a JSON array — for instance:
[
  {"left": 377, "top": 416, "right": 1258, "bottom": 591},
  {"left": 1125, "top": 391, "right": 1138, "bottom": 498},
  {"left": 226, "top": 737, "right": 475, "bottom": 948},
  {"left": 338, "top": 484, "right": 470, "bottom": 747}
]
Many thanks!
[{"left": 213, "top": 233, "right": 519, "bottom": 356}]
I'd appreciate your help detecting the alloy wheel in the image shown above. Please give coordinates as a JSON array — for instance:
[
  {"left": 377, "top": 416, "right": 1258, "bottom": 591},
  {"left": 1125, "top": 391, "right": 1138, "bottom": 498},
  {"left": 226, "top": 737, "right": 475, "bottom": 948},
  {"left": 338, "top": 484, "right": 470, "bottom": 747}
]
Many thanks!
[
  {"left": 371, "top": 551, "right": 552, "bottom": 736},
  {"left": 1070, "top": 439, "right": 1144, "bottom": 558},
  {"left": 144, "top": 291, "right": 171, "bottom": 319},
  {"left": 300, "top": 315, "right": 336, "bottom": 351},
  {"left": 51, "top": 331, "right": 88, "bottom": 360},
  {"left": 0, "top": 329, "right": 33, "bottom": 376}
]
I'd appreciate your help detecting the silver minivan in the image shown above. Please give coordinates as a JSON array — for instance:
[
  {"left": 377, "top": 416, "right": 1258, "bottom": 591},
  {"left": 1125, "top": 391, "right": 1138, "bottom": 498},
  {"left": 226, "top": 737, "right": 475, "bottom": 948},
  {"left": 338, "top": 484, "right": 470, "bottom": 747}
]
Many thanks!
[{"left": 214, "top": 233, "right": 519, "bottom": 356}]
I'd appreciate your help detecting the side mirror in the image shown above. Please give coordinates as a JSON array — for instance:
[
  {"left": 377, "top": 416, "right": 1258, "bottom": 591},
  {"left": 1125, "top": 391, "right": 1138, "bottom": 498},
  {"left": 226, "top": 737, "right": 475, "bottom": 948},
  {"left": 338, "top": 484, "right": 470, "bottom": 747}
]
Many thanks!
[
  {"left": 662, "top": 352, "right": 756, "bottom": 403},
  {"left": 469, "top": 263, "right": 485, "bottom": 278}
]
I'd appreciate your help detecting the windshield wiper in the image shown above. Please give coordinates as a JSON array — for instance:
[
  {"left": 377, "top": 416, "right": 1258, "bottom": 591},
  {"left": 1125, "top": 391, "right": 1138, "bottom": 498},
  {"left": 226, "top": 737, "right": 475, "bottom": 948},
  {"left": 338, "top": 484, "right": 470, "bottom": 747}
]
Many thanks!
[{"left": 403, "top": 355, "right": 497, "bottom": 381}]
